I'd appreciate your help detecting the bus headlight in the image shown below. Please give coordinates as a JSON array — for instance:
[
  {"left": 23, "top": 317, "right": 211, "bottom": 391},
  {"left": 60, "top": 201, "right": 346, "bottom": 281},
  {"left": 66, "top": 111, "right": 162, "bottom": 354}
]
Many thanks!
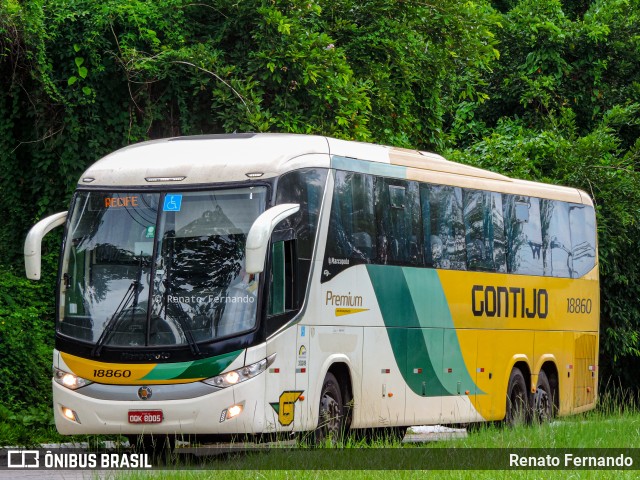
[
  {"left": 53, "top": 367, "right": 92, "bottom": 390},
  {"left": 203, "top": 354, "right": 276, "bottom": 388}
]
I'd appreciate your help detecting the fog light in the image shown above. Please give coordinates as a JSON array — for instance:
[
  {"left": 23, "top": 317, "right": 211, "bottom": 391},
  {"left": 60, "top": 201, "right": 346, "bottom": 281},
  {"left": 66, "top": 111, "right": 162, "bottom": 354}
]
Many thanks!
[
  {"left": 219, "top": 403, "right": 244, "bottom": 423},
  {"left": 61, "top": 406, "right": 81, "bottom": 424},
  {"left": 228, "top": 404, "right": 243, "bottom": 418}
]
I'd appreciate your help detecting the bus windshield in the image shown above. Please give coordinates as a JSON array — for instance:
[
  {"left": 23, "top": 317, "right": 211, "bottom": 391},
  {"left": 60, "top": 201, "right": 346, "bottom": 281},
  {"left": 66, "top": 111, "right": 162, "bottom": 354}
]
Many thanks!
[{"left": 59, "top": 187, "right": 267, "bottom": 349}]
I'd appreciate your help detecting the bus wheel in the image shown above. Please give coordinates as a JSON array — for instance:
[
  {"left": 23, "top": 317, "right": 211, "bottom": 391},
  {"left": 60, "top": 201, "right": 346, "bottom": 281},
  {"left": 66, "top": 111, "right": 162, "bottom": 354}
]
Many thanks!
[
  {"left": 505, "top": 367, "right": 529, "bottom": 427},
  {"left": 314, "top": 372, "right": 344, "bottom": 444},
  {"left": 532, "top": 370, "right": 553, "bottom": 423}
]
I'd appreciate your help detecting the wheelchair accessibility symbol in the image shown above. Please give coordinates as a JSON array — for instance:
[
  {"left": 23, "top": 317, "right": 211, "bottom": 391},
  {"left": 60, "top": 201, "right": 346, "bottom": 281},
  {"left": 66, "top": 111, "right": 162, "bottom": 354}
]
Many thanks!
[{"left": 163, "top": 194, "right": 183, "bottom": 212}]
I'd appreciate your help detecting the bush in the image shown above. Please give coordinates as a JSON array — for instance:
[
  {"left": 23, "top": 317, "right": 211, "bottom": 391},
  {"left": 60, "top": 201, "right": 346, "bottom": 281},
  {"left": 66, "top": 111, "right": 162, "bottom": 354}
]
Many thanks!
[{"left": 0, "top": 254, "right": 57, "bottom": 411}]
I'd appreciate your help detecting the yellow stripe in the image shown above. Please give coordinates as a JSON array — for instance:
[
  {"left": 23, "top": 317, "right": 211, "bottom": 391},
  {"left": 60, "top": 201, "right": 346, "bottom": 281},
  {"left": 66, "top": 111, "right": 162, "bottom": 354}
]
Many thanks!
[
  {"left": 61, "top": 353, "right": 161, "bottom": 385},
  {"left": 335, "top": 308, "right": 369, "bottom": 317}
]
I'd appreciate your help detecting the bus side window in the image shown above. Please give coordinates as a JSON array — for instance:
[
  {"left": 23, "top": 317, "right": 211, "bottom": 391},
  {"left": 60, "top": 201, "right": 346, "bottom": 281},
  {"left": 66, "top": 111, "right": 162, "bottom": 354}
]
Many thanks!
[
  {"left": 504, "top": 195, "right": 543, "bottom": 276},
  {"left": 541, "top": 200, "right": 572, "bottom": 277},
  {"left": 268, "top": 238, "right": 296, "bottom": 316},
  {"left": 427, "top": 185, "right": 466, "bottom": 270},
  {"left": 374, "top": 178, "right": 422, "bottom": 266},
  {"left": 275, "top": 167, "right": 328, "bottom": 305},
  {"left": 326, "top": 171, "right": 376, "bottom": 262},
  {"left": 569, "top": 204, "right": 597, "bottom": 278},
  {"left": 463, "top": 189, "right": 506, "bottom": 272}
]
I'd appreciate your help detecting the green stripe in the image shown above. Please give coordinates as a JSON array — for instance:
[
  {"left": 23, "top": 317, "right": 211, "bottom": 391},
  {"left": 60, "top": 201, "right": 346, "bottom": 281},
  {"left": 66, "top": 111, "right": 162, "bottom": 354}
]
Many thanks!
[
  {"left": 141, "top": 349, "right": 243, "bottom": 381},
  {"left": 367, "top": 265, "right": 483, "bottom": 397}
]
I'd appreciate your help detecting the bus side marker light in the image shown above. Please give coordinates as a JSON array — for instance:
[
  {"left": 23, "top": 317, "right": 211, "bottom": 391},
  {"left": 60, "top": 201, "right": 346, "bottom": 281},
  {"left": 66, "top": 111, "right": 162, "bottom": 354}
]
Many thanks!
[
  {"left": 381, "top": 369, "right": 390, "bottom": 374},
  {"left": 388, "top": 393, "right": 394, "bottom": 398},
  {"left": 299, "top": 395, "right": 305, "bottom": 402},
  {"left": 465, "top": 390, "right": 470, "bottom": 395},
  {"left": 145, "top": 176, "right": 186, "bottom": 182},
  {"left": 413, "top": 368, "right": 423, "bottom": 374}
]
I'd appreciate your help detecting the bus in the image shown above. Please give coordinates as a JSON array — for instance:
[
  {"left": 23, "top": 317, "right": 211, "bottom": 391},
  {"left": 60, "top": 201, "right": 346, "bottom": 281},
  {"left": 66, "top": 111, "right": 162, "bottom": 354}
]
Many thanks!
[{"left": 24, "top": 133, "right": 599, "bottom": 447}]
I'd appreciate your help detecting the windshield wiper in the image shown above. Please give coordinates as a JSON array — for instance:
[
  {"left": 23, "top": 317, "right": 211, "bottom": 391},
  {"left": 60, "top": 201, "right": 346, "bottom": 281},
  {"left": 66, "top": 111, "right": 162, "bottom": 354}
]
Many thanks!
[
  {"left": 169, "top": 297, "right": 202, "bottom": 356},
  {"left": 92, "top": 254, "right": 145, "bottom": 357}
]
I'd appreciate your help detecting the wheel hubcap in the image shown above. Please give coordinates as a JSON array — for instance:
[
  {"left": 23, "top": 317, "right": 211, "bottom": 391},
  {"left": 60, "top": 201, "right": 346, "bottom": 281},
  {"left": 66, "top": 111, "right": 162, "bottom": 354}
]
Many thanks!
[{"left": 533, "top": 388, "right": 551, "bottom": 421}]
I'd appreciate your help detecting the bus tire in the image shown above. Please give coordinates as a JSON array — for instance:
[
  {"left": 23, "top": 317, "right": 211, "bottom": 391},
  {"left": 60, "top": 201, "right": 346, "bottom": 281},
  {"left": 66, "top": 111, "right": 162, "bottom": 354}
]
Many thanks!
[
  {"left": 314, "top": 372, "right": 344, "bottom": 444},
  {"left": 505, "top": 367, "right": 529, "bottom": 427},
  {"left": 532, "top": 370, "right": 553, "bottom": 423}
]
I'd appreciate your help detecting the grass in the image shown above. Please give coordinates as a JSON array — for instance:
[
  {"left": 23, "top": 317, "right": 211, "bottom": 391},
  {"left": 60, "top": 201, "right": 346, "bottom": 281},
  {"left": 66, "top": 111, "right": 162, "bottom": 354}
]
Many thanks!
[
  {"left": 4, "top": 389, "right": 639, "bottom": 478},
  {"left": 108, "top": 405, "right": 640, "bottom": 479},
  {"left": 0, "top": 409, "right": 118, "bottom": 448}
]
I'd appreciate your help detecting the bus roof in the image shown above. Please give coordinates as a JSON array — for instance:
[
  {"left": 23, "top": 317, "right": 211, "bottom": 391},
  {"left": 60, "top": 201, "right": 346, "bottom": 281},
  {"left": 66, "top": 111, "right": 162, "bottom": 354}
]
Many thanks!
[{"left": 79, "top": 133, "right": 592, "bottom": 206}]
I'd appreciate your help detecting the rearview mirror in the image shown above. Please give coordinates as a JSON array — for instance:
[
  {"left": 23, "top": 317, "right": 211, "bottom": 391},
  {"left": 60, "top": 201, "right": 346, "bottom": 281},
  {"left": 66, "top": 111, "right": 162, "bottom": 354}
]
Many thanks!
[
  {"left": 245, "top": 204, "right": 300, "bottom": 274},
  {"left": 24, "top": 212, "right": 67, "bottom": 280}
]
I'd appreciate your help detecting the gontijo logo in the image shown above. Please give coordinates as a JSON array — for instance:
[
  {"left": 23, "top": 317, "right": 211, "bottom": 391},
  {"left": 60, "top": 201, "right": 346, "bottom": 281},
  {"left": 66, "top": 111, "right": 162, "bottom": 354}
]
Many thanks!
[{"left": 471, "top": 285, "right": 549, "bottom": 319}]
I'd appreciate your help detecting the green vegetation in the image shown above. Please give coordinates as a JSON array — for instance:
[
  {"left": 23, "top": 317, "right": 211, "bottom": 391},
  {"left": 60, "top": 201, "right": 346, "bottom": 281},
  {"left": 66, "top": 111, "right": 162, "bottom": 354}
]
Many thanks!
[
  {"left": 112, "top": 404, "right": 640, "bottom": 477},
  {"left": 1, "top": 0, "right": 640, "bottom": 437},
  {"left": 119, "top": 472, "right": 639, "bottom": 480}
]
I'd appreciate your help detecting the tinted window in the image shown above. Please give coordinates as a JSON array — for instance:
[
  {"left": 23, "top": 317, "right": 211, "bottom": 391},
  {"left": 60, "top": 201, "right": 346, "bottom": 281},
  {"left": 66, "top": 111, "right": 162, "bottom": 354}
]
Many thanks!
[
  {"left": 276, "top": 168, "right": 328, "bottom": 260},
  {"left": 325, "top": 170, "right": 376, "bottom": 263},
  {"left": 463, "top": 190, "right": 506, "bottom": 272},
  {"left": 541, "top": 200, "right": 572, "bottom": 277},
  {"left": 427, "top": 185, "right": 466, "bottom": 270},
  {"left": 504, "top": 195, "right": 544, "bottom": 275},
  {"left": 569, "top": 204, "right": 597, "bottom": 277},
  {"left": 375, "top": 179, "right": 422, "bottom": 265}
]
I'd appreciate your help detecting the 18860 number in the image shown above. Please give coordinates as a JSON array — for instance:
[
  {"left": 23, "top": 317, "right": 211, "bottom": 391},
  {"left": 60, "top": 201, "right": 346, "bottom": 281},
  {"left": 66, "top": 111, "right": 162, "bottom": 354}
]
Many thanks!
[
  {"left": 567, "top": 298, "right": 592, "bottom": 314},
  {"left": 93, "top": 369, "right": 132, "bottom": 378}
]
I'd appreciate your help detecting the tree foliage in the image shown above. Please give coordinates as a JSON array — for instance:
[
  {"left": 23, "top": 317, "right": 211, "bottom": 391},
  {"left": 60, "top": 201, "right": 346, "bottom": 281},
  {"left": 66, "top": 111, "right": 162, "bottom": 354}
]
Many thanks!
[{"left": 1, "top": 0, "right": 640, "bottom": 412}]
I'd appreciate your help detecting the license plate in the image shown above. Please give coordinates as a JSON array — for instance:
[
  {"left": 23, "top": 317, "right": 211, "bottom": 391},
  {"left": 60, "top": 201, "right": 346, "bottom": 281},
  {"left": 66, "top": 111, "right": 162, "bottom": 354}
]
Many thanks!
[{"left": 128, "top": 410, "right": 163, "bottom": 424}]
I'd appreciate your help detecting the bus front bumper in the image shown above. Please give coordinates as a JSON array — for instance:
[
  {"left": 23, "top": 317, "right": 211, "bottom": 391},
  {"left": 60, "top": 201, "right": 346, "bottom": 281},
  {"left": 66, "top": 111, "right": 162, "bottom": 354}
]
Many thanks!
[{"left": 52, "top": 379, "right": 266, "bottom": 436}]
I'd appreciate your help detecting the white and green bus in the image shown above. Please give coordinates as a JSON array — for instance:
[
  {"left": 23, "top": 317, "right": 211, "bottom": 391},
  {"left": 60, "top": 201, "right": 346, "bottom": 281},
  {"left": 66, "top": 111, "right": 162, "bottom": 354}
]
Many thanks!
[{"left": 25, "top": 133, "right": 599, "bottom": 446}]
